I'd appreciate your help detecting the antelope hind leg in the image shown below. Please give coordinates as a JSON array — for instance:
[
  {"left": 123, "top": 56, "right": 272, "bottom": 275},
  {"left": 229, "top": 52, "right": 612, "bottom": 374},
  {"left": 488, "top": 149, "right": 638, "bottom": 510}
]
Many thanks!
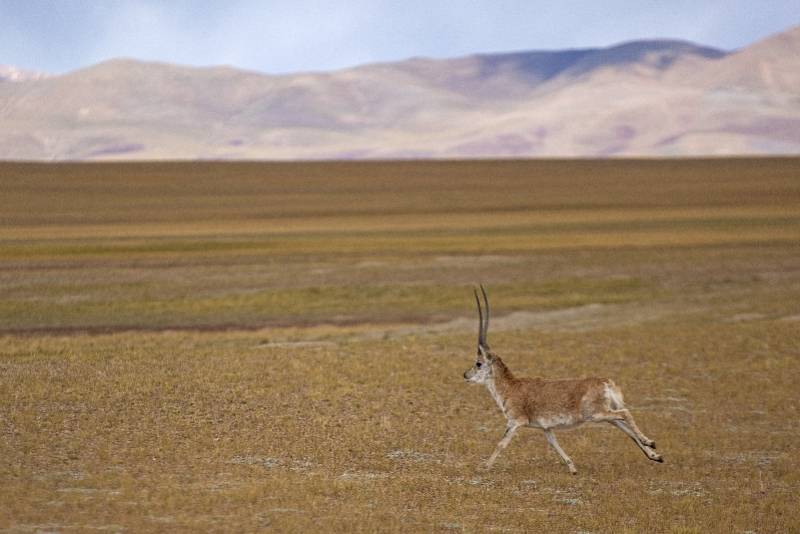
[{"left": 610, "top": 420, "right": 663, "bottom": 463}]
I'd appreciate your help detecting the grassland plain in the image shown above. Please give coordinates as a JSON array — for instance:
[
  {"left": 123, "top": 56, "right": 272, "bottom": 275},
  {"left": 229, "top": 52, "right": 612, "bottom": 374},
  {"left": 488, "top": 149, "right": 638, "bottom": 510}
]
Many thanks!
[{"left": 0, "top": 158, "right": 799, "bottom": 532}]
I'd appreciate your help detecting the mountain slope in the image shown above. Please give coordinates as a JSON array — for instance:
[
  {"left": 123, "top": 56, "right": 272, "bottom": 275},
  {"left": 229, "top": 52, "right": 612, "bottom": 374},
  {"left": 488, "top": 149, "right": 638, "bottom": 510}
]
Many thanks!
[
  {"left": 683, "top": 24, "right": 800, "bottom": 93},
  {"left": 0, "top": 26, "right": 798, "bottom": 160}
]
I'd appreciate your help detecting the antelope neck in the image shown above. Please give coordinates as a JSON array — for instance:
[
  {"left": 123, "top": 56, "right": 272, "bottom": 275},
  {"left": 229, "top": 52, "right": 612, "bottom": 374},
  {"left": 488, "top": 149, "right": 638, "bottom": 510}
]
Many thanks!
[{"left": 485, "top": 360, "right": 514, "bottom": 414}]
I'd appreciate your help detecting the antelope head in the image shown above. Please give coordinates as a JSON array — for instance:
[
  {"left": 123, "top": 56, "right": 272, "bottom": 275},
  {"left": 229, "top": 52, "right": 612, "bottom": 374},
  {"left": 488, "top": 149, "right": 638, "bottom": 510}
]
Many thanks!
[{"left": 463, "top": 285, "right": 495, "bottom": 384}]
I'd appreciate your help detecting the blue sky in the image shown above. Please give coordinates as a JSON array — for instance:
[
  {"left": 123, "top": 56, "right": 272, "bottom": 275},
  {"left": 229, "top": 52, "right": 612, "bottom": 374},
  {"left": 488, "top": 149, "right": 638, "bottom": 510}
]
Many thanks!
[{"left": 1, "top": 1, "right": 798, "bottom": 74}]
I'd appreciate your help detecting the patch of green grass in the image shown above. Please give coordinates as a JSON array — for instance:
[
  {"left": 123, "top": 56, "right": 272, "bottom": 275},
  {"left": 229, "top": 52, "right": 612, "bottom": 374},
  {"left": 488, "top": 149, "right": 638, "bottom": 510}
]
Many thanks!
[{"left": 3, "top": 212, "right": 799, "bottom": 260}]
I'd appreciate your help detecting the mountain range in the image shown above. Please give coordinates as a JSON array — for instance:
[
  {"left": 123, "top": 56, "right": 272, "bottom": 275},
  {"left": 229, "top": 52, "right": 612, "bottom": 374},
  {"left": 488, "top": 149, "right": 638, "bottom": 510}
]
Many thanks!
[{"left": 1, "top": 25, "right": 798, "bottom": 160}]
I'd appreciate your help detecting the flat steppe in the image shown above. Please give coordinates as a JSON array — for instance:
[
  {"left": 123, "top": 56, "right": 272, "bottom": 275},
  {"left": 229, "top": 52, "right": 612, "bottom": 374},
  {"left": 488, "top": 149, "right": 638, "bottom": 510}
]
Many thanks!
[{"left": 1, "top": 159, "right": 799, "bottom": 532}]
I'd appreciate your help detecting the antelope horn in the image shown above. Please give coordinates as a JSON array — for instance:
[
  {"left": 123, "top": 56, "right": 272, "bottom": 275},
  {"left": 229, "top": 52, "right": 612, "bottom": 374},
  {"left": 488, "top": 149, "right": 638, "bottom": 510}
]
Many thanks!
[
  {"left": 480, "top": 284, "right": 490, "bottom": 348},
  {"left": 474, "top": 287, "right": 484, "bottom": 351}
]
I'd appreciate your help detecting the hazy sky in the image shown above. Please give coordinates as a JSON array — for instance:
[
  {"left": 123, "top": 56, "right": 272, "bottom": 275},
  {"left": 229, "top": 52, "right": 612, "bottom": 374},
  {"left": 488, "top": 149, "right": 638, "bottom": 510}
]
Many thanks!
[{"left": 2, "top": 1, "right": 798, "bottom": 74}]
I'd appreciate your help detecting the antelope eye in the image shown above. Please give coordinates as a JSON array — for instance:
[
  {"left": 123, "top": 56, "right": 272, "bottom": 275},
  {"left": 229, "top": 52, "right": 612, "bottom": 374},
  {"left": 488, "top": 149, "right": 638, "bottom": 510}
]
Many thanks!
[{"left": 475, "top": 361, "right": 482, "bottom": 368}]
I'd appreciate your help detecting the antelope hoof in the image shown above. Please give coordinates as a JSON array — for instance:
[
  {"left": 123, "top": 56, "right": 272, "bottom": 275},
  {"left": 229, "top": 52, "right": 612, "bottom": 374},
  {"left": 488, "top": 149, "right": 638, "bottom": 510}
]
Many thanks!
[
  {"left": 649, "top": 452, "right": 664, "bottom": 463},
  {"left": 567, "top": 464, "right": 578, "bottom": 475}
]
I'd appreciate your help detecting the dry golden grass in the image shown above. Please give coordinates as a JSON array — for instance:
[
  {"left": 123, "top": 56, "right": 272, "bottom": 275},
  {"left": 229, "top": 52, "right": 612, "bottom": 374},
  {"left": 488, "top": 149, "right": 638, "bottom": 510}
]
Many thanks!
[{"left": 1, "top": 158, "right": 799, "bottom": 532}]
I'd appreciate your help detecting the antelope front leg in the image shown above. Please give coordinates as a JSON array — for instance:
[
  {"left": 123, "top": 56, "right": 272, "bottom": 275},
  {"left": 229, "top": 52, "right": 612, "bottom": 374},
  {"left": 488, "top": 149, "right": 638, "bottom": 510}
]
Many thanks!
[
  {"left": 485, "top": 423, "right": 521, "bottom": 469},
  {"left": 544, "top": 430, "right": 578, "bottom": 474}
]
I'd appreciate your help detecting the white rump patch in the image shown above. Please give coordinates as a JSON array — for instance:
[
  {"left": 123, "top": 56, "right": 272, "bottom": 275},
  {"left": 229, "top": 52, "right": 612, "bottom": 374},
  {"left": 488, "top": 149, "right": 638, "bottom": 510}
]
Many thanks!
[{"left": 604, "top": 382, "right": 625, "bottom": 410}]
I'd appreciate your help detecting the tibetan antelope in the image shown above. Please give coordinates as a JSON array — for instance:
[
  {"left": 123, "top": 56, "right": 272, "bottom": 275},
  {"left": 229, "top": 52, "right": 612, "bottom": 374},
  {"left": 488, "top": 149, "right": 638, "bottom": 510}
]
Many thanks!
[{"left": 463, "top": 286, "right": 663, "bottom": 474}]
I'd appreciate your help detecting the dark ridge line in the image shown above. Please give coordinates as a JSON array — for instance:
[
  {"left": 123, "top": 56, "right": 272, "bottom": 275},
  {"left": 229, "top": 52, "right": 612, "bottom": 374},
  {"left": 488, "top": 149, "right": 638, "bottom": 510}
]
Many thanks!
[{"left": 0, "top": 315, "right": 432, "bottom": 338}]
